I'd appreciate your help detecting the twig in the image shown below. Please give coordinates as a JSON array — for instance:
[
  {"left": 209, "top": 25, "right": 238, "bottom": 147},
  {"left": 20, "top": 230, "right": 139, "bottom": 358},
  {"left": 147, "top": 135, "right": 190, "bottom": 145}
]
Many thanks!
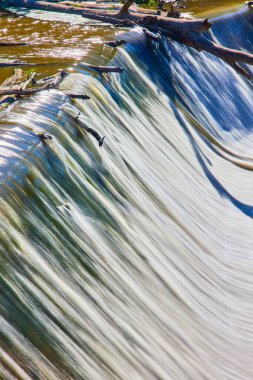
[{"left": 79, "top": 63, "right": 123, "bottom": 73}]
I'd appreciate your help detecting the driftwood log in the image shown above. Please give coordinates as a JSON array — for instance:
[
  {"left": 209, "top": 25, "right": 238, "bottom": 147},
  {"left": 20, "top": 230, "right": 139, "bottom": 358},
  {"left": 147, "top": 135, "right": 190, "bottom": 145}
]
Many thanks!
[
  {"left": 0, "top": 59, "right": 37, "bottom": 67},
  {"left": 61, "top": 1, "right": 159, "bottom": 15},
  {"left": 105, "top": 39, "right": 127, "bottom": 47},
  {"left": 0, "top": 69, "right": 36, "bottom": 110},
  {"left": 0, "top": 70, "right": 90, "bottom": 109},
  {"left": 0, "top": 70, "right": 101, "bottom": 143},
  {"left": 78, "top": 62, "right": 123, "bottom": 73},
  {"left": 0, "top": 88, "right": 90, "bottom": 98},
  {"left": 0, "top": 42, "right": 28, "bottom": 46},
  {"left": 5, "top": 0, "right": 253, "bottom": 78}
]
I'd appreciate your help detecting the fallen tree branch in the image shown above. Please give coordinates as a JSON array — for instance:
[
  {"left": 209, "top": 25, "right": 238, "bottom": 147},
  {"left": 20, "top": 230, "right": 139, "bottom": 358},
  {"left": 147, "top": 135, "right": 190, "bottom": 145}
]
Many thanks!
[
  {"left": 0, "top": 42, "right": 28, "bottom": 46},
  {"left": 0, "top": 88, "right": 90, "bottom": 99},
  {"left": 86, "top": 128, "right": 105, "bottom": 146},
  {"left": 0, "top": 88, "right": 54, "bottom": 96},
  {"left": 118, "top": 0, "right": 134, "bottom": 16},
  {"left": 32, "top": 74, "right": 58, "bottom": 85},
  {"left": 0, "top": 60, "right": 36, "bottom": 67},
  {"left": 0, "top": 71, "right": 68, "bottom": 99},
  {"left": 0, "top": 68, "right": 91, "bottom": 104},
  {"left": 75, "top": 112, "right": 105, "bottom": 146},
  {"left": 81, "top": 11, "right": 135, "bottom": 26},
  {"left": 4, "top": 0, "right": 253, "bottom": 78},
  {"left": 186, "top": 33, "right": 253, "bottom": 66},
  {"left": 105, "top": 39, "right": 127, "bottom": 47},
  {"left": 6, "top": 0, "right": 211, "bottom": 33},
  {"left": 0, "top": 69, "right": 36, "bottom": 111},
  {"left": 143, "top": 28, "right": 161, "bottom": 42},
  {"left": 42, "top": 69, "right": 68, "bottom": 88},
  {"left": 79, "top": 63, "right": 123, "bottom": 73},
  {"left": 61, "top": 1, "right": 159, "bottom": 15},
  {"left": 226, "top": 61, "right": 251, "bottom": 80},
  {"left": 67, "top": 94, "right": 90, "bottom": 99},
  {"left": 181, "top": 33, "right": 253, "bottom": 78}
]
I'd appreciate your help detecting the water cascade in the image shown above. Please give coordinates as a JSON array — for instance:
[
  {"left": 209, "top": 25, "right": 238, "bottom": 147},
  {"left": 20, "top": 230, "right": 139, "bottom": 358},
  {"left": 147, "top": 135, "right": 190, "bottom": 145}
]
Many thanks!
[{"left": 0, "top": 3, "right": 253, "bottom": 379}]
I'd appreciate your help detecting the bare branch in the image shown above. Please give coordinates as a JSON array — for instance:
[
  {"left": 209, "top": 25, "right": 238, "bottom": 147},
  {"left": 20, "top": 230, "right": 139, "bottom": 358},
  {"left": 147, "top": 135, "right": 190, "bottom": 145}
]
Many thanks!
[
  {"left": 118, "top": 0, "right": 134, "bottom": 16},
  {"left": 79, "top": 63, "right": 123, "bottom": 73}
]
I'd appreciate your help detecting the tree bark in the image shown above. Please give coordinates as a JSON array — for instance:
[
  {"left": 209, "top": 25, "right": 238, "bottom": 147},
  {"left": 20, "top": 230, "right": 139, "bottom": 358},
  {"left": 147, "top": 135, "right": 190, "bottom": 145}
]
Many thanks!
[{"left": 61, "top": 1, "right": 158, "bottom": 15}]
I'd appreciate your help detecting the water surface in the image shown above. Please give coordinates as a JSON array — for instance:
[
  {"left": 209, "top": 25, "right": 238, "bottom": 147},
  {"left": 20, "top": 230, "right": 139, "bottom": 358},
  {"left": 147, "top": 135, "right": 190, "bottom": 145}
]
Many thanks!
[{"left": 0, "top": 1, "right": 253, "bottom": 379}]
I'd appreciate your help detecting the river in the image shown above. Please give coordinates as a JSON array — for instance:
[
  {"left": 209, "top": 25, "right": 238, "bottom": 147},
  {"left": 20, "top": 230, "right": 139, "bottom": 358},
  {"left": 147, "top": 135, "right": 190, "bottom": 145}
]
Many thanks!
[{"left": 0, "top": 1, "right": 253, "bottom": 379}]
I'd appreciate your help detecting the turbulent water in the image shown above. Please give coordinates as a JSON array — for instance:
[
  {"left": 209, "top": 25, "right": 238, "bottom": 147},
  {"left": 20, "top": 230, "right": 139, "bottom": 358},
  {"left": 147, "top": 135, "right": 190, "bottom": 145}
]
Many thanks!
[{"left": 1, "top": 3, "right": 253, "bottom": 380}]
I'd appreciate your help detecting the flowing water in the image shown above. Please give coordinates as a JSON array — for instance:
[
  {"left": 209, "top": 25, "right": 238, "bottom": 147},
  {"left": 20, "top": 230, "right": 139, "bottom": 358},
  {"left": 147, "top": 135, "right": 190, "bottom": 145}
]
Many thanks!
[{"left": 0, "top": 2, "right": 253, "bottom": 379}]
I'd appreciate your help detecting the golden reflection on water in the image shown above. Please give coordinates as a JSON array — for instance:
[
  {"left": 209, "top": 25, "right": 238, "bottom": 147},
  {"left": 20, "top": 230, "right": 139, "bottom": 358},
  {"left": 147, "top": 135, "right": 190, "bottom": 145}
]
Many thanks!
[
  {"left": 187, "top": 0, "right": 243, "bottom": 17},
  {"left": 0, "top": 9, "right": 116, "bottom": 83},
  {"left": 0, "top": 0, "right": 245, "bottom": 84}
]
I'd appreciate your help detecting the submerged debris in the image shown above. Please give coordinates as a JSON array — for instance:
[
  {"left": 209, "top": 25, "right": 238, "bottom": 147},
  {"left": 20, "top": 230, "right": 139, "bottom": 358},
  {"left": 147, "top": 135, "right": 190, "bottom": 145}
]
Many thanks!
[
  {"left": 143, "top": 28, "right": 161, "bottom": 42},
  {"left": 67, "top": 94, "right": 90, "bottom": 100},
  {"left": 75, "top": 112, "right": 105, "bottom": 147},
  {"left": 37, "top": 133, "right": 53, "bottom": 142},
  {"left": 57, "top": 200, "right": 72, "bottom": 217},
  {"left": 86, "top": 128, "right": 105, "bottom": 147},
  {"left": 61, "top": 105, "right": 105, "bottom": 147},
  {"left": 105, "top": 39, "right": 127, "bottom": 48}
]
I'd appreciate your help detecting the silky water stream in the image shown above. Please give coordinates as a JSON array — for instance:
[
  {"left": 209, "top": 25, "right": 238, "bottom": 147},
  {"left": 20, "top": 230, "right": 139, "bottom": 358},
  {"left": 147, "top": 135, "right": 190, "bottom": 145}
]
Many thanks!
[{"left": 0, "top": 3, "right": 253, "bottom": 379}]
